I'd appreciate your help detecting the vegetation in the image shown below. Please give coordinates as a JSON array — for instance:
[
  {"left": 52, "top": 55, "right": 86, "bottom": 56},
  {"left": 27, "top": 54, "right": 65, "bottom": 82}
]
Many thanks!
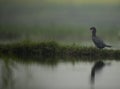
[{"left": 0, "top": 41, "right": 120, "bottom": 62}]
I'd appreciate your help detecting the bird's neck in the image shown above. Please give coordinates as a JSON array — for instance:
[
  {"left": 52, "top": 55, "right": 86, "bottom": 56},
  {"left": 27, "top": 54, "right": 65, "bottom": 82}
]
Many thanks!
[{"left": 92, "top": 31, "right": 96, "bottom": 37}]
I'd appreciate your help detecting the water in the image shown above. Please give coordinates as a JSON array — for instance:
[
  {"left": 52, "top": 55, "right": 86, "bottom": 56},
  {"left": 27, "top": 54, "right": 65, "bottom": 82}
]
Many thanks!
[{"left": 0, "top": 58, "right": 120, "bottom": 89}]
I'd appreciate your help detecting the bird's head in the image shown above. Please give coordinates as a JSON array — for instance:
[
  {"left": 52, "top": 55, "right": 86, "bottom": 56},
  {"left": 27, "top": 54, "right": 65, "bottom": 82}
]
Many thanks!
[
  {"left": 90, "top": 27, "right": 96, "bottom": 33},
  {"left": 90, "top": 27, "right": 96, "bottom": 30}
]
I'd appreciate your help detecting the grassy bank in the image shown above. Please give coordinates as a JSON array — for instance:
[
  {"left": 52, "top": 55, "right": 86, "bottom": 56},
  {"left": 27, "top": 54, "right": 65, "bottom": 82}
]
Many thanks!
[{"left": 0, "top": 41, "right": 120, "bottom": 61}]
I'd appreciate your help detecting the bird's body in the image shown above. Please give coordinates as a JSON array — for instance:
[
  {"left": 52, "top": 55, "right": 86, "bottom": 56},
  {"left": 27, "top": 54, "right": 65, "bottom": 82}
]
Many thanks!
[
  {"left": 90, "top": 27, "right": 111, "bottom": 49},
  {"left": 92, "top": 36, "right": 108, "bottom": 49}
]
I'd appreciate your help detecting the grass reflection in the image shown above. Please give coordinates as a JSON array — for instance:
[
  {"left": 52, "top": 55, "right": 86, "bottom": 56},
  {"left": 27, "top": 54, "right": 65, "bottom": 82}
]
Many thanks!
[{"left": 0, "top": 58, "right": 15, "bottom": 89}]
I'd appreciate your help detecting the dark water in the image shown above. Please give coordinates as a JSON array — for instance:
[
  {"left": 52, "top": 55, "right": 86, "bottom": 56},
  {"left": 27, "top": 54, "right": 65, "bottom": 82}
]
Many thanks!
[{"left": 0, "top": 58, "right": 120, "bottom": 89}]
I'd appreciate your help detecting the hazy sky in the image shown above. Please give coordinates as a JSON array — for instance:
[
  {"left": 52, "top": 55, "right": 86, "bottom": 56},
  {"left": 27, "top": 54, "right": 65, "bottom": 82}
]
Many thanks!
[
  {"left": 1, "top": 0, "right": 120, "bottom": 5},
  {"left": 0, "top": 0, "right": 120, "bottom": 27},
  {"left": 46, "top": 0, "right": 120, "bottom": 5}
]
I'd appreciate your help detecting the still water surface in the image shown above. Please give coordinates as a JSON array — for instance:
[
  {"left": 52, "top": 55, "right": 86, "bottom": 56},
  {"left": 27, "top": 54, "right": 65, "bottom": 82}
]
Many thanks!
[{"left": 0, "top": 59, "right": 120, "bottom": 89}]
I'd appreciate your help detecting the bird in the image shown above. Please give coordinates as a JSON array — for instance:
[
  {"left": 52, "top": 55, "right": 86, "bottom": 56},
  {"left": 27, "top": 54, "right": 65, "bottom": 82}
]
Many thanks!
[{"left": 90, "top": 27, "right": 112, "bottom": 49}]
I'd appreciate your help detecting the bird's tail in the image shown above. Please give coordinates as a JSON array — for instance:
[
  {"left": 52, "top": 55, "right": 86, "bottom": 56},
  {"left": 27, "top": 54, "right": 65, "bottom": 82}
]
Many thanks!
[{"left": 105, "top": 45, "right": 112, "bottom": 48}]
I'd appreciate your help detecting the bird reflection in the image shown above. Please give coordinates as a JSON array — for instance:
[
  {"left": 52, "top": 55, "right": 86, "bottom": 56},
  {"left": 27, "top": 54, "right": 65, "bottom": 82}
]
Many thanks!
[{"left": 90, "top": 61, "right": 105, "bottom": 84}]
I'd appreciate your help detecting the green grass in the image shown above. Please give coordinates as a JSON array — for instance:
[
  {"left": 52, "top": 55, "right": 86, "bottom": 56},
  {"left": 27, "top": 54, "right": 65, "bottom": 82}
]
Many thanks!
[
  {"left": 0, "top": 25, "right": 117, "bottom": 42},
  {"left": 0, "top": 41, "right": 120, "bottom": 62}
]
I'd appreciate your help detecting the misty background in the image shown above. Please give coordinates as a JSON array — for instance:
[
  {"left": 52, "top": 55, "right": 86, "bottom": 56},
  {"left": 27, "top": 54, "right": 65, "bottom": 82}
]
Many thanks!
[{"left": 0, "top": 0, "right": 120, "bottom": 48}]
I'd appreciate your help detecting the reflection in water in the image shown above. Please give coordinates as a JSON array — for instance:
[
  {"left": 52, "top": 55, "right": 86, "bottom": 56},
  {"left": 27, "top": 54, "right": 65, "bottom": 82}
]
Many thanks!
[
  {"left": 90, "top": 61, "right": 111, "bottom": 89},
  {"left": 0, "top": 57, "right": 118, "bottom": 89},
  {"left": 90, "top": 61, "right": 105, "bottom": 84},
  {"left": 0, "top": 59, "right": 15, "bottom": 89},
  {"left": 0, "top": 58, "right": 34, "bottom": 89}
]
